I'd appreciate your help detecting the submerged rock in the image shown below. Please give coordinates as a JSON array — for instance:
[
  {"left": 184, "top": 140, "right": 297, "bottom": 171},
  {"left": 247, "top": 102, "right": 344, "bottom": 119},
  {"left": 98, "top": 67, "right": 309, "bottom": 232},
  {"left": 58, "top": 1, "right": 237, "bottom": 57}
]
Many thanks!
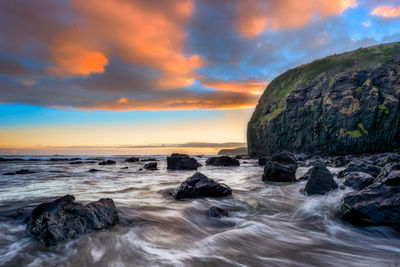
[
  {"left": 208, "top": 206, "right": 228, "bottom": 218},
  {"left": 4, "top": 169, "right": 36, "bottom": 175},
  {"left": 304, "top": 166, "right": 338, "bottom": 195},
  {"left": 26, "top": 195, "right": 119, "bottom": 246},
  {"left": 172, "top": 172, "right": 232, "bottom": 199},
  {"left": 88, "top": 169, "right": 100, "bottom": 172},
  {"left": 262, "top": 151, "right": 298, "bottom": 182},
  {"left": 144, "top": 162, "right": 157, "bottom": 170},
  {"left": 205, "top": 156, "right": 240, "bottom": 166},
  {"left": 98, "top": 160, "right": 116, "bottom": 166},
  {"left": 167, "top": 154, "right": 201, "bottom": 170},
  {"left": 341, "top": 170, "right": 400, "bottom": 230},
  {"left": 248, "top": 42, "right": 400, "bottom": 157},
  {"left": 125, "top": 157, "right": 139, "bottom": 163},
  {"left": 343, "top": 172, "right": 374, "bottom": 190}
]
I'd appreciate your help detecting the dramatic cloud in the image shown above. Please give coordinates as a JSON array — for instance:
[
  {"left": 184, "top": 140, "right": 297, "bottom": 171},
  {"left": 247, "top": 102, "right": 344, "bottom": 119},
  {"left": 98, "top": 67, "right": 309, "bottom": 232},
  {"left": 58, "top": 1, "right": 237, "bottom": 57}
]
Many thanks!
[
  {"left": 371, "top": 5, "right": 400, "bottom": 18},
  {"left": 236, "top": 0, "right": 357, "bottom": 37}
]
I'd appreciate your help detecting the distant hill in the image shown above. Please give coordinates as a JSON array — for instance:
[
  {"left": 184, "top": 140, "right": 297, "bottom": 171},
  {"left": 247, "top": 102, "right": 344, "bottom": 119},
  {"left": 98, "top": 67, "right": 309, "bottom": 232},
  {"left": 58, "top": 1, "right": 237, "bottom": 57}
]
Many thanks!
[
  {"left": 218, "top": 147, "right": 248, "bottom": 156},
  {"left": 248, "top": 42, "right": 400, "bottom": 156}
]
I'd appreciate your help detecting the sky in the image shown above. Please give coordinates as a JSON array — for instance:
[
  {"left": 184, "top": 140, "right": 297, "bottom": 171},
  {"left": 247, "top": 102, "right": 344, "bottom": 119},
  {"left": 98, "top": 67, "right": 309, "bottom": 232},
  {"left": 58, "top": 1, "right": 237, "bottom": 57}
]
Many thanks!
[{"left": 1, "top": 0, "right": 400, "bottom": 155}]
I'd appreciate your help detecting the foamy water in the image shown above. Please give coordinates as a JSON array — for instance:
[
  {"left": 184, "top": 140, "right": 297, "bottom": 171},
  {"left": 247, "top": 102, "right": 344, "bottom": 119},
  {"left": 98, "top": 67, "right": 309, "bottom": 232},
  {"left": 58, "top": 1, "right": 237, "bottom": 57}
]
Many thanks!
[{"left": 0, "top": 156, "right": 399, "bottom": 266}]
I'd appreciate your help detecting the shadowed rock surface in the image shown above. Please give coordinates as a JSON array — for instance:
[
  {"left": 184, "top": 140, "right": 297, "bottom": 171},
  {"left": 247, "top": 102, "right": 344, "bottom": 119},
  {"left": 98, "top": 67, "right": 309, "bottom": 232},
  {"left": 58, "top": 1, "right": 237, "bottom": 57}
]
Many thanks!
[
  {"left": 248, "top": 42, "right": 400, "bottom": 157},
  {"left": 343, "top": 172, "right": 374, "bottom": 190},
  {"left": 167, "top": 154, "right": 201, "bottom": 170},
  {"left": 341, "top": 170, "right": 400, "bottom": 230},
  {"left": 262, "top": 151, "right": 298, "bottom": 182},
  {"left": 338, "top": 163, "right": 381, "bottom": 178},
  {"left": 26, "top": 195, "right": 119, "bottom": 246},
  {"left": 205, "top": 156, "right": 240, "bottom": 166},
  {"left": 305, "top": 165, "right": 338, "bottom": 195},
  {"left": 172, "top": 172, "right": 232, "bottom": 199}
]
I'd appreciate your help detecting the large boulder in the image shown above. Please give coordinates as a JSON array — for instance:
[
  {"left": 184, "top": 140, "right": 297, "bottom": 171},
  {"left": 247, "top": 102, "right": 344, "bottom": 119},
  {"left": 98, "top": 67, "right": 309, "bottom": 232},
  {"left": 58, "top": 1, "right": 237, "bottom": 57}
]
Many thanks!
[
  {"left": 304, "top": 166, "right": 338, "bottom": 195},
  {"left": 205, "top": 156, "right": 240, "bottom": 166},
  {"left": 167, "top": 154, "right": 201, "bottom": 170},
  {"left": 341, "top": 170, "right": 400, "bottom": 230},
  {"left": 172, "top": 172, "right": 232, "bottom": 199},
  {"left": 262, "top": 151, "right": 298, "bottom": 182},
  {"left": 248, "top": 42, "right": 400, "bottom": 157},
  {"left": 26, "top": 195, "right": 119, "bottom": 246}
]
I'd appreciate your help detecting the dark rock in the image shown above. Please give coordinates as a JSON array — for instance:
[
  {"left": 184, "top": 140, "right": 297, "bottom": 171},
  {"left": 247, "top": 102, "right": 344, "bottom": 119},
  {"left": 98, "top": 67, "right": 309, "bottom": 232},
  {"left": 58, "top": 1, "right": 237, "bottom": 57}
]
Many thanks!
[
  {"left": 343, "top": 172, "right": 374, "bottom": 190},
  {"left": 248, "top": 42, "right": 400, "bottom": 157},
  {"left": 205, "top": 156, "right": 240, "bottom": 166},
  {"left": 172, "top": 172, "right": 232, "bottom": 199},
  {"left": 120, "top": 167, "right": 128, "bottom": 169},
  {"left": 0, "top": 157, "right": 24, "bottom": 162},
  {"left": 305, "top": 166, "right": 338, "bottom": 195},
  {"left": 3, "top": 172, "right": 15, "bottom": 175},
  {"left": 69, "top": 161, "right": 83, "bottom": 165},
  {"left": 125, "top": 157, "right": 139, "bottom": 163},
  {"left": 338, "top": 163, "right": 381, "bottom": 178},
  {"left": 258, "top": 157, "right": 270, "bottom": 166},
  {"left": 340, "top": 184, "right": 346, "bottom": 190},
  {"left": 208, "top": 206, "right": 228, "bottom": 218},
  {"left": 167, "top": 154, "right": 201, "bottom": 170},
  {"left": 341, "top": 170, "right": 400, "bottom": 229},
  {"left": 375, "top": 154, "right": 400, "bottom": 166},
  {"left": 144, "top": 162, "right": 157, "bottom": 170},
  {"left": 49, "top": 158, "right": 70, "bottom": 161},
  {"left": 140, "top": 158, "right": 157, "bottom": 162},
  {"left": 26, "top": 195, "right": 119, "bottom": 246},
  {"left": 262, "top": 151, "right": 298, "bottom": 182},
  {"left": 88, "top": 169, "right": 100, "bottom": 172},
  {"left": 98, "top": 160, "right": 116, "bottom": 166},
  {"left": 331, "top": 156, "right": 350, "bottom": 167},
  {"left": 16, "top": 169, "right": 36, "bottom": 174}
]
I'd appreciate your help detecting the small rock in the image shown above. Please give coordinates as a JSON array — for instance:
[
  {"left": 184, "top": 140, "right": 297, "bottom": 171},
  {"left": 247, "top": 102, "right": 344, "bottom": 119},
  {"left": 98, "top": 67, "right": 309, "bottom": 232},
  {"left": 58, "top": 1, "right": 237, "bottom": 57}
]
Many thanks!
[
  {"left": 305, "top": 166, "right": 338, "bottom": 195},
  {"left": 144, "top": 162, "right": 157, "bottom": 170},
  {"left": 172, "top": 172, "right": 232, "bottom": 199},
  {"left": 205, "top": 156, "right": 240, "bottom": 166},
  {"left": 125, "top": 157, "right": 139, "bottom": 163},
  {"left": 140, "top": 158, "right": 157, "bottom": 162},
  {"left": 208, "top": 206, "right": 228, "bottom": 218},
  {"left": 167, "top": 154, "right": 201, "bottom": 170},
  {"left": 98, "top": 160, "right": 116, "bottom": 166},
  {"left": 88, "top": 169, "right": 100, "bottom": 172},
  {"left": 69, "top": 161, "right": 83, "bottom": 165},
  {"left": 262, "top": 151, "right": 297, "bottom": 182}
]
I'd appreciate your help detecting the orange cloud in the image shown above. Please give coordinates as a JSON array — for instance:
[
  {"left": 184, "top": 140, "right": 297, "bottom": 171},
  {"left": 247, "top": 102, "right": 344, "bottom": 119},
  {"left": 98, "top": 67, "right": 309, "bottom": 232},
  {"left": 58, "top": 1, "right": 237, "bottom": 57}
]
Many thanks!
[
  {"left": 371, "top": 5, "right": 400, "bottom": 18},
  {"left": 237, "top": 0, "right": 357, "bottom": 37},
  {"left": 58, "top": 0, "right": 205, "bottom": 87},
  {"left": 47, "top": 30, "right": 108, "bottom": 77},
  {"left": 202, "top": 79, "right": 267, "bottom": 95},
  {"left": 78, "top": 92, "right": 259, "bottom": 111}
]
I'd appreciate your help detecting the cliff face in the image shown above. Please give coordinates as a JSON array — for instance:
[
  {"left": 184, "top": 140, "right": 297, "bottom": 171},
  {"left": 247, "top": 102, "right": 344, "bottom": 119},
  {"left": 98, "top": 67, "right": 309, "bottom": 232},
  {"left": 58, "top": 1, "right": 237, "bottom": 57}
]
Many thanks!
[{"left": 248, "top": 42, "right": 400, "bottom": 157}]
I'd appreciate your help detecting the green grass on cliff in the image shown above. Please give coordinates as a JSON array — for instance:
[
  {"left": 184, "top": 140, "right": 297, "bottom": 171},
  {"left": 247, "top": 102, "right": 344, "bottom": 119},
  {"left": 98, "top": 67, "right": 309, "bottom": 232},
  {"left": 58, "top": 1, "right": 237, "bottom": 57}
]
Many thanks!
[{"left": 250, "top": 42, "right": 400, "bottom": 127}]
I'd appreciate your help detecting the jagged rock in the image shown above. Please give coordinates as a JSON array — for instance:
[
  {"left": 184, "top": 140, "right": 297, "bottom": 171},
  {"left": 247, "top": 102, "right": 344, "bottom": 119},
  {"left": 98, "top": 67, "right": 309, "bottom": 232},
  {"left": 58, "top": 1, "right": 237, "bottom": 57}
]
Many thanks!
[
  {"left": 305, "top": 166, "right": 338, "bottom": 195},
  {"left": 248, "top": 42, "right": 400, "bottom": 157},
  {"left": 172, "top": 172, "right": 232, "bottom": 199},
  {"left": 208, "top": 206, "right": 228, "bottom": 218},
  {"left": 205, "top": 156, "right": 240, "bottom": 166},
  {"left": 125, "top": 157, "right": 139, "bottom": 163},
  {"left": 375, "top": 153, "right": 400, "bottom": 166},
  {"left": 262, "top": 151, "right": 298, "bottom": 182},
  {"left": 376, "top": 163, "right": 400, "bottom": 180},
  {"left": 167, "top": 154, "right": 201, "bottom": 170},
  {"left": 98, "top": 160, "right": 116, "bottom": 166},
  {"left": 338, "top": 163, "right": 381, "bottom": 178},
  {"left": 341, "top": 170, "right": 400, "bottom": 230},
  {"left": 343, "top": 172, "right": 374, "bottom": 190},
  {"left": 26, "top": 195, "right": 119, "bottom": 246},
  {"left": 144, "top": 162, "right": 157, "bottom": 170}
]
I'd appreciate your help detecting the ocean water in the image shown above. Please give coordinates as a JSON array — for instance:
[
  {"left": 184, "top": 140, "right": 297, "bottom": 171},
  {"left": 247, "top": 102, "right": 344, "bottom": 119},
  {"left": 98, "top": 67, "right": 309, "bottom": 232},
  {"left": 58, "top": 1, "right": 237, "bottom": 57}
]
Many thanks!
[{"left": 0, "top": 156, "right": 399, "bottom": 267}]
